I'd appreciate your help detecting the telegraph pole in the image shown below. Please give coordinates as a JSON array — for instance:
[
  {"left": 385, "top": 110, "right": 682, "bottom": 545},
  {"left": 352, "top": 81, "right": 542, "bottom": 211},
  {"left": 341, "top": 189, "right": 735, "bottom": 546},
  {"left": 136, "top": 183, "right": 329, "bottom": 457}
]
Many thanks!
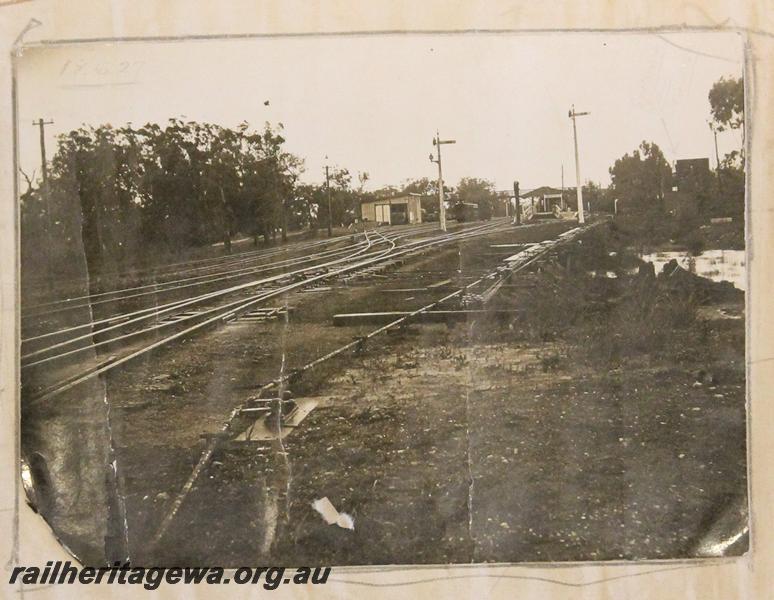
[
  {"left": 569, "top": 106, "right": 589, "bottom": 224},
  {"left": 430, "top": 131, "right": 455, "bottom": 232},
  {"left": 324, "top": 162, "right": 332, "bottom": 238},
  {"left": 513, "top": 181, "right": 521, "bottom": 225},
  {"left": 33, "top": 118, "right": 55, "bottom": 284},
  {"left": 34, "top": 118, "right": 53, "bottom": 187},
  {"left": 710, "top": 122, "right": 724, "bottom": 199},
  {"left": 561, "top": 164, "right": 565, "bottom": 210}
]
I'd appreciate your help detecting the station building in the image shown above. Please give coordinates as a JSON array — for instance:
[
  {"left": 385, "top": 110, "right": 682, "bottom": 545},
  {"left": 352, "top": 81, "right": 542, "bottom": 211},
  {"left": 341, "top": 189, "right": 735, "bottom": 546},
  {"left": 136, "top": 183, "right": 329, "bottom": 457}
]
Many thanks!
[
  {"left": 521, "top": 186, "right": 567, "bottom": 215},
  {"left": 360, "top": 194, "right": 423, "bottom": 225}
]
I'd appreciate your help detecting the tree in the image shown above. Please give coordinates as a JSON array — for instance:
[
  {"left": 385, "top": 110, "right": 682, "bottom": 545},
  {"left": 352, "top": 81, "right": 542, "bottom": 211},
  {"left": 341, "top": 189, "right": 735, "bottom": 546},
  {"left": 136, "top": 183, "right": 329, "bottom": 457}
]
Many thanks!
[
  {"left": 371, "top": 185, "right": 401, "bottom": 198},
  {"left": 24, "top": 118, "right": 304, "bottom": 279},
  {"left": 709, "top": 76, "right": 744, "bottom": 134},
  {"left": 292, "top": 184, "right": 325, "bottom": 231},
  {"left": 453, "top": 177, "right": 497, "bottom": 220},
  {"left": 197, "top": 123, "right": 243, "bottom": 253},
  {"left": 708, "top": 75, "right": 745, "bottom": 216},
  {"left": 581, "top": 181, "right": 613, "bottom": 213},
  {"left": 45, "top": 125, "right": 146, "bottom": 276},
  {"left": 709, "top": 76, "right": 744, "bottom": 169},
  {"left": 401, "top": 177, "right": 435, "bottom": 196},
  {"left": 608, "top": 142, "right": 674, "bottom": 244},
  {"left": 134, "top": 120, "right": 207, "bottom": 252},
  {"left": 236, "top": 123, "right": 302, "bottom": 245},
  {"left": 357, "top": 171, "right": 370, "bottom": 191},
  {"left": 609, "top": 141, "right": 672, "bottom": 213},
  {"left": 321, "top": 167, "right": 357, "bottom": 229}
]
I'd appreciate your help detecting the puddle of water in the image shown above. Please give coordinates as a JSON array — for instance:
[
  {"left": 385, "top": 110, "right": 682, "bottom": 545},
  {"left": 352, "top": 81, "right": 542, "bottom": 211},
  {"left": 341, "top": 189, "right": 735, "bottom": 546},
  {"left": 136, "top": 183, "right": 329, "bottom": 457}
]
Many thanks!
[{"left": 640, "top": 250, "right": 746, "bottom": 291}]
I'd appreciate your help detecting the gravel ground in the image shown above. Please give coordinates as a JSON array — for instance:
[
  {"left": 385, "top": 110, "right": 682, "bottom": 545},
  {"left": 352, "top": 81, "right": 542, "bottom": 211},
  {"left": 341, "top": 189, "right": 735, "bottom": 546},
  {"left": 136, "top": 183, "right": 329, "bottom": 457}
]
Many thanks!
[{"left": 22, "top": 220, "right": 746, "bottom": 566}]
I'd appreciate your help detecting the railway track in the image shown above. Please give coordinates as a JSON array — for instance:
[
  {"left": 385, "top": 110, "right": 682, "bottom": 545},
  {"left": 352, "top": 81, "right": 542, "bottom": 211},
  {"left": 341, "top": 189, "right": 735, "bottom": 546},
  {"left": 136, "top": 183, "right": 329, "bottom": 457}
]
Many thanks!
[
  {"left": 21, "top": 229, "right": 351, "bottom": 301},
  {"left": 21, "top": 222, "right": 450, "bottom": 354},
  {"left": 23, "top": 219, "right": 511, "bottom": 403},
  {"left": 148, "top": 219, "right": 606, "bottom": 547},
  {"left": 21, "top": 222, "right": 443, "bottom": 322},
  {"left": 21, "top": 240, "right": 369, "bottom": 321}
]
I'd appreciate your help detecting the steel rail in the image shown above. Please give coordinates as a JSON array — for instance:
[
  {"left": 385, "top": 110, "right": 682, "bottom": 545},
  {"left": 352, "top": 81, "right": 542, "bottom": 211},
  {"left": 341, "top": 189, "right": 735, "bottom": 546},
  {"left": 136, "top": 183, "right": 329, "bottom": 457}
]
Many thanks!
[
  {"left": 25, "top": 232, "right": 397, "bottom": 401},
  {"left": 22, "top": 222, "right": 442, "bottom": 333},
  {"left": 21, "top": 239, "right": 372, "bottom": 322},
  {"left": 21, "top": 229, "right": 366, "bottom": 294},
  {"left": 22, "top": 220, "right": 492, "bottom": 351},
  {"left": 22, "top": 221, "right": 442, "bottom": 303},
  {"left": 22, "top": 226, "right": 438, "bottom": 359},
  {"left": 25, "top": 221, "right": 508, "bottom": 399},
  {"left": 26, "top": 221, "right": 440, "bottom": 313},
  {"left": 149, "top": 220, "right": 601, "bottom": 547},
  {"left": 22, "top": 232, "right": 386, "bottom": 365}
]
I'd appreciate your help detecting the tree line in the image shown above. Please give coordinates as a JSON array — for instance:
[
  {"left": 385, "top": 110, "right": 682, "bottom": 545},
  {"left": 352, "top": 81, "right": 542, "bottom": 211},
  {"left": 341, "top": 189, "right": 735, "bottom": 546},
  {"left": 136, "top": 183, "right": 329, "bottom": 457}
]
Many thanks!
[
  {"left": 21, "top": 120, "right": 309, "bottom": 277},
  {"left": 20, "top": 121, "right": 506, "bottom": 280},
  {"left": 588, "top": 75, "right": 744, "bottom": 234}
]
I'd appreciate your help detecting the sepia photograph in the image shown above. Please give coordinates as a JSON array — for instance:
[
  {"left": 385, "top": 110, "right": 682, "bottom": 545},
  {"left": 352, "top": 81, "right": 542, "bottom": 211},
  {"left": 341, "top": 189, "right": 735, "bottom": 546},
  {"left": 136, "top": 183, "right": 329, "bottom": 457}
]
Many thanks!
[{"left": 15, "top": 31, "right": 747, "bottom": 568}]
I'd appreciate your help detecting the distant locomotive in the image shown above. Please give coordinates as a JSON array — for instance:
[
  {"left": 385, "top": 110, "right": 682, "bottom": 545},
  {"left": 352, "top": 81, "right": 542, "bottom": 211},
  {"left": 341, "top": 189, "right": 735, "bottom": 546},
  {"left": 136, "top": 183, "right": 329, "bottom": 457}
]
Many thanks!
[{"left": 449, "top": 201, "right": 480, "bottom": 222}]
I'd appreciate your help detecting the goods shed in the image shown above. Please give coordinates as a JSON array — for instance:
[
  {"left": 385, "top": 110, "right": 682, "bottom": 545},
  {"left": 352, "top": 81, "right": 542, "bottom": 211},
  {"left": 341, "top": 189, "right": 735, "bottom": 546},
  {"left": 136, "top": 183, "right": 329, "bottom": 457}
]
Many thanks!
[{"left": 360, "top": 194, "right": 423, "bottom": 226}]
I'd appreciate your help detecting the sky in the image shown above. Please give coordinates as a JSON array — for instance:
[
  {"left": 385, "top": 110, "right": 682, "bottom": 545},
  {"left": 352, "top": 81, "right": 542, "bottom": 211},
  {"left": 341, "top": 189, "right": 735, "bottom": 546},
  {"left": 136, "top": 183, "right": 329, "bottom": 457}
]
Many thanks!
[{"left": 15, "top": 32, "right": 744, "bottom": 192}]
